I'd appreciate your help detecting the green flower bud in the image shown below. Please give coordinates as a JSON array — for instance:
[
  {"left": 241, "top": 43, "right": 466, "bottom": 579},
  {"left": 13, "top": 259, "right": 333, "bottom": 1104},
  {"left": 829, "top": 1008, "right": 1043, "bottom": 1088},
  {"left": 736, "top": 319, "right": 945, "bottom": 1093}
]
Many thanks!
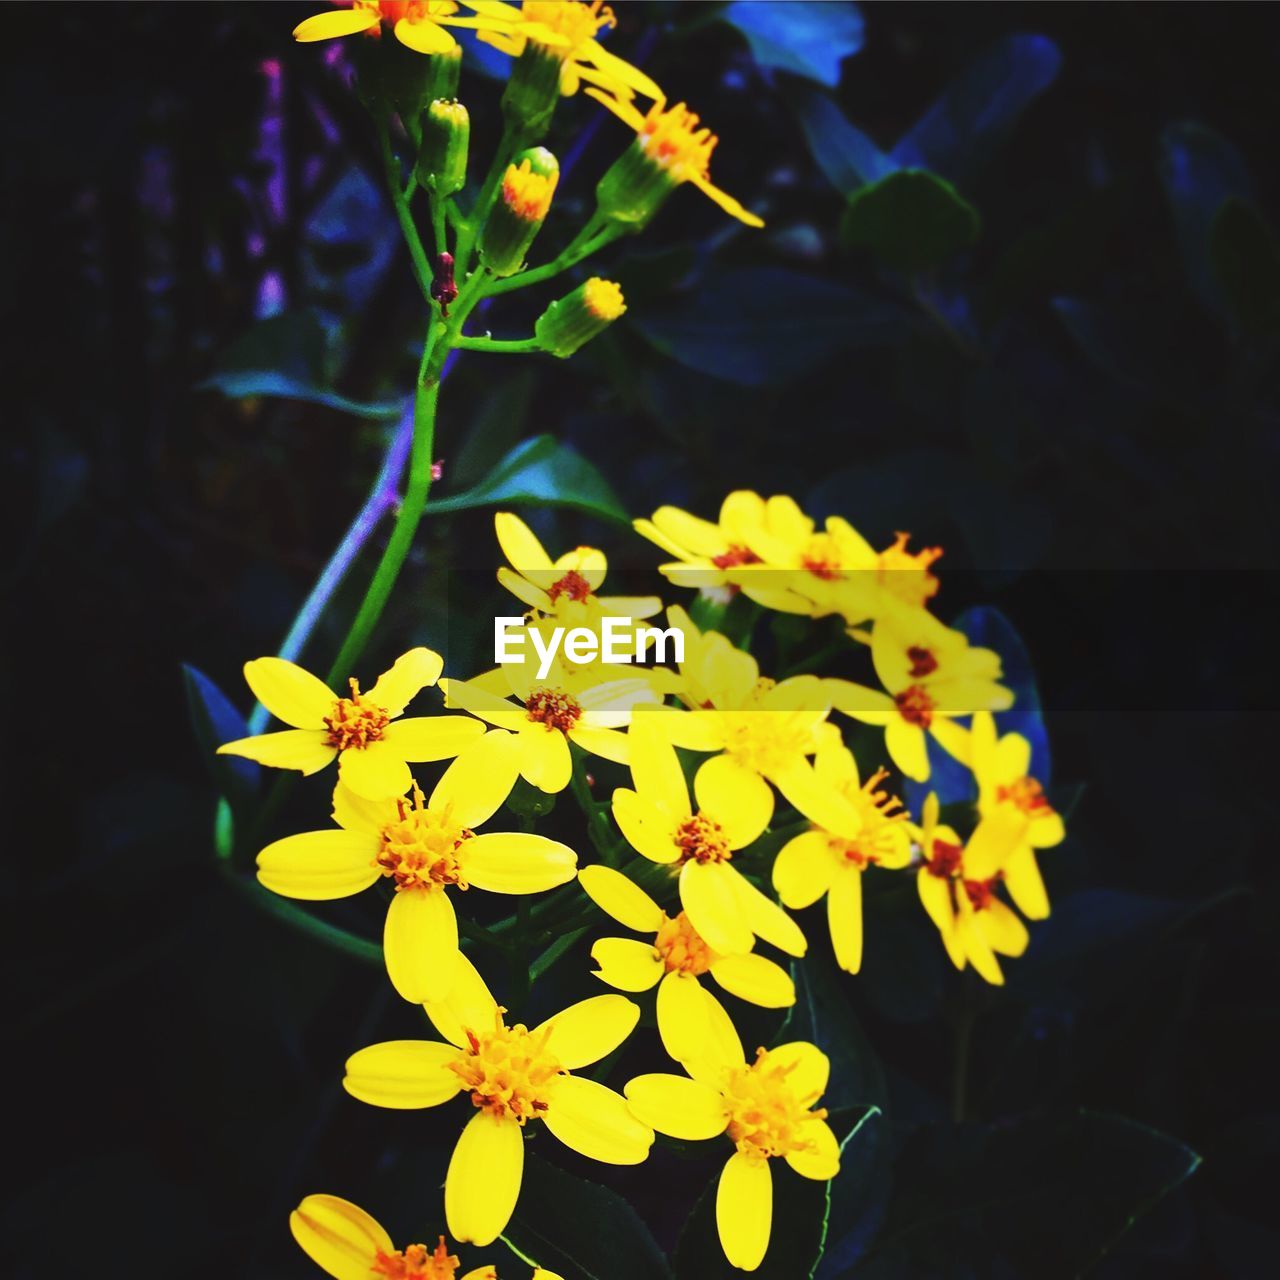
[
  {"left": 535, "top": 278, "right": 627, "bottom": 358},
  {"left": 595, "top": 140, "right": 679, "bottom": 231},
  {"left": 500, "top": 41, "right": 563, "bottom": 141},
  {"left": 479, "top": 147, "right": 560, "bottom": 278},
  {"left": 417, "top": 99, "right": 469, "bottom": 197}
]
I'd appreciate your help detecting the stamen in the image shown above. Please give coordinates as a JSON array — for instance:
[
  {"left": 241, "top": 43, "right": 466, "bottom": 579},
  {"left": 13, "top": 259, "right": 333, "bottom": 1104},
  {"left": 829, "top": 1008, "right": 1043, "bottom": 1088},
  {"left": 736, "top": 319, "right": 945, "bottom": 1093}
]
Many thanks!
[
  {"left": 894, "top": 684, "right": 935, "bottom": 728},
  {"left": 654, "top": 912, "right": 715, "bottom": 974},
  {"left": 675, "top": 813, "right": 730, "bottom": 864},
  {"left": 323, "top": 677, "right": 391, "bottom": 750},
  {"left": 547, "top": 569, "right": 593, "bottom": 602},
  {"left": 525, "top": 687, "right": 582, "bottom": 732}
]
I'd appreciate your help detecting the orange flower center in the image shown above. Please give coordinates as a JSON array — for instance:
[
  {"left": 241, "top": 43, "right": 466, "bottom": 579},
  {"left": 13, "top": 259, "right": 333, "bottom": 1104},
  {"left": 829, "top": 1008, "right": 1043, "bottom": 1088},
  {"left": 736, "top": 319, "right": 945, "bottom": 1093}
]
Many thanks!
[
  {"left": 894, "top": 684, "right": 935, "bottom": 728},
  {"left": 675, "top": 812, "right": 730, "bottom": 864},
  {"left": 830, "top": 767, "right": 906, "bottom": 866},
  {"left": 637, "top": 102, "right": 718, "bottom": 184},
  {"left": 373, "top": 1237, "right": 459, "bottom": 1279},
  {"left": 877, "top": 532, "right": 942, "bottom": 607},
  {"left": 800, "top": 532, "right": 843, "bottom": 581},
  {"left": 906, "top": 645, "right": 938, "bottom": 678},
  {"left": 724, "top": 1047, "right": 828, "bottom": 1161},
  {"left": 963, "top": 877, "right": 998, "bottom": 911},
  {"left": 376, "top": 785, "right": 472, "bottom": 891},
  {"left": 711, "top": 544, "right": 762, "bottom": 569},
  {"left": 655, "top": 911, "right": 715, "bottom": 975},
  {"left": 370, "top": 0, "right": 456, "bottom": 25},
  {"left": 548, "top": 568, "right": 593, "bottom": 602},
  {"left": 523, "top": 0, "right": 615, "bottom": 53},
  {"left": 502, "top": 158, "right": 557, "bottom": 222},
  {"left": 996, "top": 776, "right": 1052, "bottom": 815},
  {"left": 449, "top": 1013, "right": 564, "bottom": 1123},
  {"left": 926, "top": 838, "right": 964, "bottom": 879},
  {"left": 525, "top": 687, "right": 582, "bottom": 732},
  {"left": 324, "top": 678, "right": 391, "bottom": 750}
]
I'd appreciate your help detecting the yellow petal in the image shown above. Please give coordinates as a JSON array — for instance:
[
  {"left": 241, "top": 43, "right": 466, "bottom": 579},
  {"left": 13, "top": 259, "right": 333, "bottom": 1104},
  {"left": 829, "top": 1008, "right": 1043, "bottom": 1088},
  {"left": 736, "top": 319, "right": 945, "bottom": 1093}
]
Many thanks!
[
  {"left": 256, "top": 829, "right": 378, "bottom": 901},
  {"left": 384, "top": 888, "right": 459, "bottom": 1003},
  {"left": 717, "top": 1152, "right": 772, "bottom": 1271},
  {"left": 612, "top": 788, "right": 680, "bottom": 864},
  {"left": 446, "top": 1112, "right": 524, "bottom": 1246},
  {"left": 638, "top": 705, "right": 727, "bottom": 751},
  {"left": 679, "top": 983, "right": 746, "bottom": 1087},
  {"left": 629, "top": 719, "right": 691, "bottom": 814},
  {"left": 495, "top": 511, "right": 553, "bottom": 574},
  {"left": 498, "top": 566, "right": 554, "bottom": 612},
  {"left": 785, "top": 1117, "right": 841, "bottom": 1181},
  {"left": 217, "top": 729, "right": 335, "bottom": 775},
  {"left": 393, "top": 15, "right": 456, "bottom": 53},
  {"left": 330, "top": 783, "right": 392, "bottom": 836},
  {"left": 460, "top": 832, "right": 577, "bottom": 894},
  {"left": 342, "top": 1039, "right": 462, "bottom": 1109},
  {"left": 568, "top": 726, "right": 633, "bottom": 765},
  {"left": 337, "top": 741, "right": 412, "bottom": 799},
  {"left": 732, "top": 869, "right": 807, "bottom": 957},
  {"left": 827, "top": 868, "right": 864, "bottom": 974},
  {"left": 695, "top": 754, "right": 773, "bottom": 848},
  {"left": 825, "top": 679, "right": 896, "bottom": 724},
  {"left": 981, "top": 898, "right": 1030, "bottom": 957},
  {"left": 290, "top": 1194, "right": 392, "bottom": 1280},
  {"left": 885, "top": 718, "right": 930, "bottom": 781},
  {"left": 709, "top": 953, "right": 795, "bottom": 1009},
  {"left": 1028, "top": 810, "right": 1065, "bottom": 849},
  {"left": 773, "top": 831, "right": 835, "bottom": 909},
  {"left": 767, "top": 1042, "right": 829, "bottom": 1107},
  {"left": 656, "top": 970, "right": 715, "bottom": 1063},
  {"left": 581, "top": 38, "right": 665, "bottom": 101},
  {"left": 917, "top": 868, "right": 955, "bottom": 939},
  {"left": 681, "top": 859, "right": 753, "bottom": 955},
  {"left": 624, "top": 1072, "right": 728, "bottom": 1140},
  {"left": 520, "top": 725, "right": 573, "bottom": 793},
  {"left": 293, "top": 8, "right": 380, "bottom": 42},
  {"left": 964, "top": 808, "right": 1027, "bottom": 881},
  {"left": 439, "top": 677, "right": 527, "bottom": 729},
  {"left": 368, "top": 647, "right": 444, "bottom": 716},
  {"left": 243, "top": 656, "right": 335, "bottom": 728},
  {"left": 542, "top": 1075, "right": 654, "bottom": 1165},
  {"left": 424, "top": 950, "right": 500, "bottom": 1048},
  {"left": 1004, "top": 846, "right": 1050, "bottom": 920},
  {"left": 382, "top": 715, "right": 486, "bottom": 762},
  {"left": 534, "top": 994, "right": 639, "bottom": 1069},
  {"left": 579, "top": 864, "right": 664, "bottom": 932},
  {"left": 771, "top": 758, "right": 863, "bottom": 842},
  {"left": 590, "top": 937, "right": 664, "bottom": 992},
  {"left": 930, "top": 714, "right": 972, "bottom": 766}
]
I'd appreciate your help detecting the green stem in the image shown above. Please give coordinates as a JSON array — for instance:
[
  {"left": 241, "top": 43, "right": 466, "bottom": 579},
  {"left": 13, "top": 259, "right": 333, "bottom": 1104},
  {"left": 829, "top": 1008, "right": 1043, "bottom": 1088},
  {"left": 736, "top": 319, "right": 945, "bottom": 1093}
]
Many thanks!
[
  {"left": 379, "top": 116, "right": 435, "bottom": 305},
  {"left": 483, "top": 222, "right": 621, "bottom": 298},
  {"left": 452, "top": 334, "right": 542, "bottom": 354},
  {"left": 430, "top": 193, "right": 448, "bottom": 259},
  {"left": 454, "top": 120, "right": 521, "bottom": 278},
  {"left": 569, "top": 747, "right": 621, "bottom": 867}
]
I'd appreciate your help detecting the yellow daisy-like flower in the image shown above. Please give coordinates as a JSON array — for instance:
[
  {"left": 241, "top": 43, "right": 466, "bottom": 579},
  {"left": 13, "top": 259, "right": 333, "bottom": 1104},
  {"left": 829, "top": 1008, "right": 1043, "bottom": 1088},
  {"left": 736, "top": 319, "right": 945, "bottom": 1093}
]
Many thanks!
[
  {"left": 772, "top": 726, "right": 911, "bottom": 974},
  {"left": 624, "top": 998, "right": 838, "bottom": 1273},
  {"left": 290, "top": 1193, "right": 562, "bottom": 1279},
  {"left": 589, "top": 92, "right": 765, "bottom": 228},
  {"left": 344, "top": 953, "right": 653, "bottom": 1246},
  {"left": 217, "top": 648, "right": 485, "bottom": 800},
  {"left": 293, "top": 1, "right": 501, "bottom": 56},
  {"left": 914, "top": 793, "right": 1029, "bottom": 986},
  {"left": 970, "top": 711, "right": 1064, "bottom": 920},
  {"left": 579, "top": 864, "right": 794, "bottom": 1062},
  {"left": 471, "top": 0, "right": 662, "bottom": 101},
  {"left": 609, "top": 718, "right": 808, "bottom": 960},
  {"left": 256, "top": 730, "right": 576, "bottom": 1003},
  {"left": 827, "top": 605, "right": 1013, "bottom": 782}
]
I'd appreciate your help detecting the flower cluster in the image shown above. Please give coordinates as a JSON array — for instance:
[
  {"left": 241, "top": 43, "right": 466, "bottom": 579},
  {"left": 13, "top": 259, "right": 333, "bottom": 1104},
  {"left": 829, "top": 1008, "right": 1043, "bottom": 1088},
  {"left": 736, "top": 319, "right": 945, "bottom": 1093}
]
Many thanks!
[{"left": 209, "top": 8, "right": 1069, "bottom": 1277}]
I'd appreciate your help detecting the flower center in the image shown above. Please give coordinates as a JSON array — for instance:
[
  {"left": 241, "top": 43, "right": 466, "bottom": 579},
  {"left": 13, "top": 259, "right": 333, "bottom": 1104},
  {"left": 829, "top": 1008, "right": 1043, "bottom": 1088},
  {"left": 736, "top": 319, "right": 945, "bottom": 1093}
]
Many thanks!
[
  {"left": 926, "top": 838, "right": 964, "bottom": 879},
  {"left": 372, "top": 1237, "right": 459, "bottom": 1279},
  {"left": 894, "top": 684, "right": 935, "bottom": 728},
  {"left": 711, "top": 544, "right": 762, "bottom": 570},
  {"left": 800, "top": 533, "right": 843, "bottom": 580},
  {"left": 830, "top": 768, "right": 906, "bottom": 866},
  {"left": 449, "top": 1014, "right": 565, "bottom": 1123},
  {"left": 654, "top": 912, "right": 715, "bottom": 974},
  {"left": 547, "top": 568, "right": 593, "bottom": 602},
  {"left": 878, "top": 532, "right": 942, "bottom": 607},
  {"left": 963, "top": 877, "right": 997, "bottom": 911},
  {"left": 638, "top": 102, "right": 718, "bottom": 183},
  {"left": 376, "top": 785, "right": 472, "bottom": 891},
  {"left": 324, "top": 678, "right": 391, "bottom": 750},
  {"left": 525, "top": 687, "right": 582, "bottom": 733},
  {"left": 524, "top": 0, "right": 615, "bottom": 53},
  {"left": 675, "top": 812, "right": 731, "bottom": 864},
  {"left": 502, "top": 157, "right": 558, "bottom": 222},
  {"left": 718, "top": 706, "right": 815, "bottom": 776},
  {"left": 906, "top": 645, "right": 938, "bottom": 678},
  {"left": 996, "top": 776, "right": 1052, "bottom": 815},
  {"left": 724, "top": 1047, "right": 828, "bottom": 1162},
  {"left": 373, "top": 0, "right": 456, "bottom": 25}
]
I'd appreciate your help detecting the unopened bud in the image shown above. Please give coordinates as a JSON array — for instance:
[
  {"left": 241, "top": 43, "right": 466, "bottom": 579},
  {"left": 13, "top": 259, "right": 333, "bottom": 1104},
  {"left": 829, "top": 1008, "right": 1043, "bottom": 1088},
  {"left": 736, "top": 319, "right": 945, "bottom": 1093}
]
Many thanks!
[
  {"left": 500, "top": 41, "right": 563, "bottom": 140},
  {"left": 418, "top": 99, "right": 469, "bottom": 196},
  {"left": 535, "top": 278, "right": 626, "bottom": 357},
  {"left": 479, "top": 147, "right": 559, "bottom": 277}
]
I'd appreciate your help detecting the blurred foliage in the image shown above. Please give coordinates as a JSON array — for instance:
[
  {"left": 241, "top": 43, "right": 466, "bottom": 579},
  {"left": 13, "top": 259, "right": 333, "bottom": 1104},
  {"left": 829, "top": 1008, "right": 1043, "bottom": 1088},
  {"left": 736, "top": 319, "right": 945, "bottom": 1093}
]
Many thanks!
[{"left": 6, "top": 2, "right": 1279, "bottom": 1277}]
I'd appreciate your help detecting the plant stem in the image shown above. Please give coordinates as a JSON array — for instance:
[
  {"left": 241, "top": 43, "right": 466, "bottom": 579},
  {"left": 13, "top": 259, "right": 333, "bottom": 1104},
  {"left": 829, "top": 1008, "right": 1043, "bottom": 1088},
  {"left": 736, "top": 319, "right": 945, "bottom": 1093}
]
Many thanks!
[
  {"left": 379, "top": 115, "right": 435, "bottom": 305},
  {"left": 454, "top": 120, "right": 521, "bottom": 278},
  {"left": 430, "top": 193, "right": 448, "bottom": 259},
  {"left": 483, "top": 221, "right": 620, "bottom": 297},
  {"left": 453, "top": 334, "right": 543, "bottom": 354}
]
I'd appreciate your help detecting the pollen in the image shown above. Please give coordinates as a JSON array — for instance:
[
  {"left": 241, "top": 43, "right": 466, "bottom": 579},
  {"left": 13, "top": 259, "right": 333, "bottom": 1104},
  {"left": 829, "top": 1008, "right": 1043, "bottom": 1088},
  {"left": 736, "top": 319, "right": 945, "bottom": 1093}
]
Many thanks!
[
  {"left": 524, "top": 0, "right": 615, "bottom": 52},
  {"left": 449, "top": 1013, "right": 565, "bottom": 1123},
  {"left": 637, "top": 102, "right": 719, "bottom": 184},
  {"left": 547, "top": 568, "right": 593, "bottom": 602},
  {"left": 894, "top": 684, "right": 936, "bottom": 728},
  {"left": 830, "top": 768, "right": 906, "bottom": 866},
  {"left": 525, "top": 687, "right": 582, "bottom": 733},
  {"left": 906, "top": 645, "right": 938, "bottom": 678},
  {"left": 711, "top": 545, "right": 762, "bottom": 569},
  {"left": 583, "top": 276, "right": 627, "bottom": 321},
  {"left": 502, "top": 158, "right": 557, "bottom": 222},
  {"left": 654, "top": 912, "right": 715, "bottom": 975},
  {"left": 878, "top": 532, "right": 942, "bottom": 607},
  {"left": 997, "top": 776, "right": 1053, "bottom": 815},
  {"left": 372, "top": 1236, "right": 459, "bottom": 1279},
  {"left": 675, "top": 812, "right": 731, "bottom": 864},
  {"left": 375, "top": 785, "right": 472, "bottom": 891},
  {"left": 800, "top": 533, "right": 844, "bottom": 581},
  {"left": 963, "top": 877, "right": 997, "bottom": 911},
  {"left": 718, "top": 705, "right": 815, "bottom": 777},
  {"left": 723, "top": 1047, "right": 828, "bottom": 1162},
  {"left": 926, "top": 838, "right": 964, "bottom": 879},
  {"left": 324, "top": 678, "right": 391, "bottom": 750}
]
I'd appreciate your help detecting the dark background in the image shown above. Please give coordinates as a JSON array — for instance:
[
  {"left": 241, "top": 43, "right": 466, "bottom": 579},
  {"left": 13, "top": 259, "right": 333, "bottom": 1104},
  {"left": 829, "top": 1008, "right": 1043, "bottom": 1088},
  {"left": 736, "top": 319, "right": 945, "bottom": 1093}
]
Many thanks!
[{"left": 5, "top": 3, "right": 1280, "bottom": 1276}]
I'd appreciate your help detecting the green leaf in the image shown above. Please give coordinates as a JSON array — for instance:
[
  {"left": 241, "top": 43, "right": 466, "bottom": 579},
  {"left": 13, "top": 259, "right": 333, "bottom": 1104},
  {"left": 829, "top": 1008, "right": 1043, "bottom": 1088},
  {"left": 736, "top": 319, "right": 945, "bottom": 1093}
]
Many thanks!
[
  {"left": 840, "top": 170, "right": 980, "bottom": 272},
  {"left": 182, "top": 664, "right": 260, "bottom": 811},
  {"left": 503, "top": 1150, "right": 673, "bottom": 1280},
  {"left": 722, "top": 1, "right": 864, "bottom": 87},
  {"left": 852, "top": 1111, "right": 1201, "bottom": 1277},
  {"left": 425, "top": 435, "right": 629, "bottom": 524},
  {"left": 673, "top": 1107, "right": 881, "bottom": 1279},
  {"left": 1210, "top": 197, "right": 1280, "bottom": 333},
  {"left": 199, "top": 310, "right": 401, "bottom": 420}
]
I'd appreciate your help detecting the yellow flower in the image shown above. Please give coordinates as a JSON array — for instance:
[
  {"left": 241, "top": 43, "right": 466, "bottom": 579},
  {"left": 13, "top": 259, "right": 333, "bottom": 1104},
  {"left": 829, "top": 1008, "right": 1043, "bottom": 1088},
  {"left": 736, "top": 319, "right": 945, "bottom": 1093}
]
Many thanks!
[
  {"left": 290, "top": 1194, "right": 562, "bottom": 1279},
  {"left": 344, "top": 953, "right": 653, "bottom": 1246},
  {"left": 914, "top": 793, "right": 1029, "bottom": 986},
  {"left": 827, "top": 605, "right": 1013, "bottom": 782},
  {"left": 256, "top": 730, "right": 576, "bottom": 1002},
  {"left": 609, "top": 718, "right": 808, "bottom": 960},
  {"left": 969, "top": 711, "right": 1064, "bottom": 920},
  {"left": 471, "top": 1, "right": 662, "bottom": 101},
  {"left": 293, "top": 1, "right": 502, "bottom": 56},
  {"left": 772, "top": 726, "right": 911, "bottom": 974},
  {"left": 624, "top": 1000, "right": 838, "bottom": 1273},
  {"left": 590, "top": 93, "right": 765, "bottom": 228},
  {"left": 580, "top": 864, "right": 794, "bottom": 1062},
  {"left": 217, "top": 649, "right": 485, "bottom": 800}
]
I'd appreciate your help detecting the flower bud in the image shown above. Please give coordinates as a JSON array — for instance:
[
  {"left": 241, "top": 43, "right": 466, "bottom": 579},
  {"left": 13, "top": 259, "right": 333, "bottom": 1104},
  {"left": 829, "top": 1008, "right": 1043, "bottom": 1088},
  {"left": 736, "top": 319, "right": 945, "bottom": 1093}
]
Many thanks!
[
  {"left": 535, "top": 278, "right": 626, "bottom": 357},
  {"left": 500, "top": 42, "right": 563, "bottom": 140},
  {"left": 479, "top": 147, "right": 559, "bottom": 277},
  {"left": 595, "top": 139, "right": 679, "bottom": 231},
  {"left": 417, "top": 99, "right": 469, "bottom": 197}
]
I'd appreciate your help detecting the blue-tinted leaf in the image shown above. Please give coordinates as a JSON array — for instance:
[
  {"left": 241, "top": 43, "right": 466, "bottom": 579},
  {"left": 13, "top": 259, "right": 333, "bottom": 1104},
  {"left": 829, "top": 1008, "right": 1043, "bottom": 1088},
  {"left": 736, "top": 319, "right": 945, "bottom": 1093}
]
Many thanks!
[
  {"left": 1159, "top": 121, "right": 1253, "bottom": 314},
  {"left": 183, "top": 664, "right": 261, "bottom": 808},
  {"left": 790, "top": 87, "right": 896, "bottom": 194},
  {"left": 723, "top": 1, "right": 864, "bottom": 87},
  {"left": 841, "top": 169, "right": 980, "bottom": 271},
  {"left": 199, "top": 311, "right": 401, "bottom": 419},
  {"left": 425, "top": 434, "right": 629, "bottom": 523},
  {"left": 892, "top": 35, "right": 1062, "bottom": 184},
  {"left": 632, "top": 267, "right": 908, "bottom": 386}
]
